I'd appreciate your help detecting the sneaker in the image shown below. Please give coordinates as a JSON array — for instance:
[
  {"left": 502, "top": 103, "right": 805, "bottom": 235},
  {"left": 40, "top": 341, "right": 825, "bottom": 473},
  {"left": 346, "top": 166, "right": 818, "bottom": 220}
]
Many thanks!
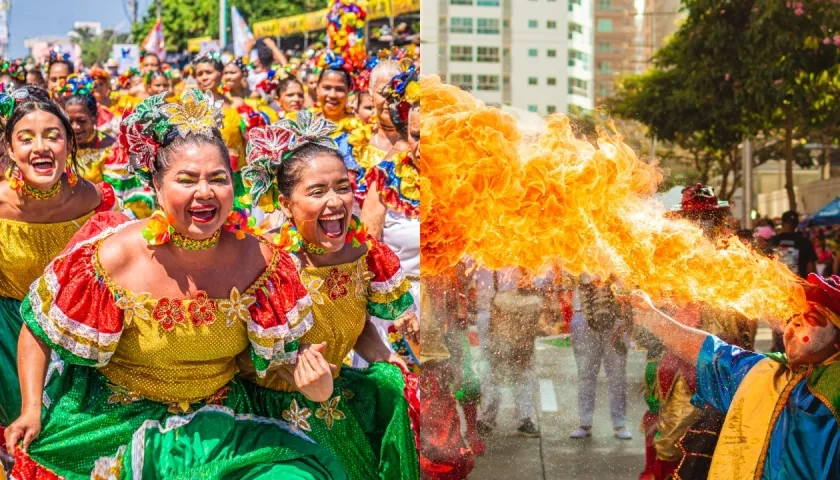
[
  {"left": 516, "top": 418, "right": 540, "bottom": 438},
  {"left": 569, "top": 426, "right": 592, "bottom": 439},
  {"left": 614, "top": 426, "right": 633, "bottom": 440}
]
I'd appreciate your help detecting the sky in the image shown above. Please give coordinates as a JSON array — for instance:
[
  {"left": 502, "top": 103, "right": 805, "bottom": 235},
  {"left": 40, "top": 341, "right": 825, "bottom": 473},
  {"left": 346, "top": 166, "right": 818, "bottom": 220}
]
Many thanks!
[{"left": 7, "top": 0, "right": 152, "bottom": 57}]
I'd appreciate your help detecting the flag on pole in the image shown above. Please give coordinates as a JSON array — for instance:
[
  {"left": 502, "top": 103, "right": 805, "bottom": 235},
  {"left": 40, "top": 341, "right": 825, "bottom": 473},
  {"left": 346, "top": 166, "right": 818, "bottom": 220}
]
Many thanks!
[
  {"left": 142, "top": 18, "right": 165, "bottom": 57},
  {"left": 230, "top": 6, "right": 253, "bottom": 58}
]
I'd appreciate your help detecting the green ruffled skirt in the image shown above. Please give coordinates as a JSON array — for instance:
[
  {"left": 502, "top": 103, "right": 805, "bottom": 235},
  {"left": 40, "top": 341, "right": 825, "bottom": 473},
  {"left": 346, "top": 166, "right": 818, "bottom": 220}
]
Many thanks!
[
  {"left": 19, "top": 364, "right": 348, "bottom": 480},
  {"left": 242, "top": 363, "right": 420, "bottom": 480},
  {"left": 0, "top": 296, "right": 22, "bottom": 427}
]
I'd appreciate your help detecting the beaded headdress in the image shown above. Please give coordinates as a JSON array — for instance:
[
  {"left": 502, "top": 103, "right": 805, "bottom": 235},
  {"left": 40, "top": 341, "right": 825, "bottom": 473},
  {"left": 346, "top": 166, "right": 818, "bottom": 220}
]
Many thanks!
[
  {"left": 48, "top": 48, "right": 73, "bottom": 68},
  {"left": 118, "top": 89, "right": 224, "bottom": 184},
  {"left": 384, "top": 61, "right": 420, "bottom": 129},
  {"left": 0, "top": 59, "right": 25, "bottom": 82},
  {"left": 118, "top": 67, "right": 140, "bottom": 89},
  {"left": 243, "top": 110, "right": 339, "bottom": 203},
  {"left": 57, "top": 74, "right": 95, "bottom": 98}
]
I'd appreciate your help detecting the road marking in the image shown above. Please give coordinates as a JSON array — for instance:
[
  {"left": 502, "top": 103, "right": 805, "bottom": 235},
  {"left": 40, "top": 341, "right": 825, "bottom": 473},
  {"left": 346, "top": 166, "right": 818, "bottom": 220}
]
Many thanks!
[{"left": 539, "top": 379, "right": 558, "bottom": 412}]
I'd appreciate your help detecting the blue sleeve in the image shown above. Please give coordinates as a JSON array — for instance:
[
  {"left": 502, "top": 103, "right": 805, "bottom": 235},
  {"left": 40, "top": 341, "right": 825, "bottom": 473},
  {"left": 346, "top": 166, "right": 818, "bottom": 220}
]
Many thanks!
[
  {"left": 335, "top": 134, "right": 362, "bottom": 174},
  {"left": 693, "top": 335, "right": 766, "bottom": 412}
]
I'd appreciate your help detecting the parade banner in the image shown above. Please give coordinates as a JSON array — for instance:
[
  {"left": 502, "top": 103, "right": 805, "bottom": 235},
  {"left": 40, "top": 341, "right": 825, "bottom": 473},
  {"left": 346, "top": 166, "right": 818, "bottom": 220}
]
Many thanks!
[
  {"left": 112, "top": 44, "right": 140, "bottom": 72},
  {"left": 253, "top": 19, "right": 280, "bottom": 38},
  {"left": 200, "top": 40, "right": 222, "bottom": 55},
  {"left": 304, "top": 10, "right": 329, "bottom": 33},
  {"left": 231, "top": 6, "right": 254, "bottom": 57},
  {"left": 186, "top": 36, "right": 212, "bottom": 53},
  {"left": 392, "top": 0, "right": 420, "bottom": 15},
  {"left": 367, "top": 0, "right": 391, "bottom": 20},
  {"left": 142, "top": 18, "right": 165, "bottom": 56}
]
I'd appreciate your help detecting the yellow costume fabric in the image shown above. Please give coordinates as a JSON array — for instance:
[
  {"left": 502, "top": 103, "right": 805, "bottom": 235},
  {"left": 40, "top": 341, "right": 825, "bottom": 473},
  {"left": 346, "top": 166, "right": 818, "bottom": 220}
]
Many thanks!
[
  {"left": 222, "top": 106, "right": 246, "bottom": 168},
  {"left": 244, "top": 97, "right": 279, "bottom": 124},
  {"left": 76, "top": 145, "right": 113, "bottom": 183},
  {"left": 0, "top": 213, "right": 93, "bottom": 300}
]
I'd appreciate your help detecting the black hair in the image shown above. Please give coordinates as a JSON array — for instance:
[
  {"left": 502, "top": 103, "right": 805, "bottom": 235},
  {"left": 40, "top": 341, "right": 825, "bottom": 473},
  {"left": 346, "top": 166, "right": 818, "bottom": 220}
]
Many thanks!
[
  {"left": 277, "top": 77, "right": 303, "bottom": 96},
  {"left": 255, "top": 39, "right": 274, "bottom": 68},
  {"left": 144, "top": 130, "right": 231, "bottom": 188},
  {"left": 25, "top": 69, "right": 44, "bottom": 82},
  {"left": 4, "top": 84, "right": 77, "bottom": 170},
  {"left": 48, "top": 59, "right": 75, "bottom": 76},
  {"left": 141, "top": 52, "right": 161, "bottom": 65},
  {"left": 276, "top": 143, "right": 345, "bottom": 198},
  {"left": 193, "top": 55, "right": 223, "bottom": 73},
  {"left": 62, "top": 93, "right": 98, "bottom": 119},
  {"left": 317, "top": 68, "right": 353, "bottom": 90},
  {"left": 144, "top": 69, "right": 172, "bottom": 86}
]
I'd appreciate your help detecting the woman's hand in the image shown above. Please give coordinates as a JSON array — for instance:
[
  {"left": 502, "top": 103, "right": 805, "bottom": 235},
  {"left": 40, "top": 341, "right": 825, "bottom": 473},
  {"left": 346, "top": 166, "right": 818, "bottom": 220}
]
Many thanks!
[
  {"left": 394, "top": 312, "right": 420, "bottom": 344},
  {"left": 295, "top": 342, "right": 338, "bottom": 403},
  {"left": 5, "top": 408, "right": 42, "bottom": 454}
]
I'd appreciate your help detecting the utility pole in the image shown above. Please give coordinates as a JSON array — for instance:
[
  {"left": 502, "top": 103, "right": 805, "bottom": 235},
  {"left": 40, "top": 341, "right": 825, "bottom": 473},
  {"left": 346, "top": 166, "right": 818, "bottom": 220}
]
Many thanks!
[
  {"left": 743, "top": 137, "right": 753, "bottom": 228},
  {"left": 156, "top": 0, "right": 162, "bottom": 19},
  {"left": 219, "top": 0, "right": 227, "bottom": 49}
]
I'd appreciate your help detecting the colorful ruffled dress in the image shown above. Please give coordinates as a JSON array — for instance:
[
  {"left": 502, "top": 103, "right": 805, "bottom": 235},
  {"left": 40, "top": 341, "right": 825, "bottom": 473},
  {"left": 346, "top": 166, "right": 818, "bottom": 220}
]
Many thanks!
[
  {"left": 355, "top": 153, "right": 420, "bottom": 367},
  {"left": 239, "top": 237, "right": 420, "bottom": 480},
  {"left": 0, "top": 183, "right": 119, "bottom": 429},
  {"left": 103, "top": 146, "right": 156, "bottom": 219},
  {"left": 346, "top": 124, "right": 388, "bottom": 191},
  {"left": 75, "top": 134, "right": 116, "bottom": 184},
  {"left": 10, "top": 213, "right": 348, "bottom": 480}
]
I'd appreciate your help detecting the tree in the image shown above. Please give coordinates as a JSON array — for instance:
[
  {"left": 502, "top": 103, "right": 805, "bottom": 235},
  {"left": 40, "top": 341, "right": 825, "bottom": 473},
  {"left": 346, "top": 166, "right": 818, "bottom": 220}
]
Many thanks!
[
  {"left": 132, "top": 0, "right": 326, "bottom": 52},
  {"left": 72, "top": 27, "right": 131, "bottom": 67}
]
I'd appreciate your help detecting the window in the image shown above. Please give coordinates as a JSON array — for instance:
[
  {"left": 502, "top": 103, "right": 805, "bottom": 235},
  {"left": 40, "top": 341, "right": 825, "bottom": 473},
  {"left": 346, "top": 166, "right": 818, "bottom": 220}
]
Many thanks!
[
  {"left": 477, "top": 75, "right": 500, "bottom": 91},
  {"left": 528, "top": 77, "right": 538, "bottom": 85},
  {"left": 546, "top": 105, "right": 557, "bottom": 114},
  {"left": 477, "top": 18, "right": 500, "bottom": 34},
  {"left": 597, "top": 61, "right": 613, "bottom": 74},
  {"left": 477, "top": 0, "right": 499, "bottom": 5},
  {"left": 477, "top": 46, "right": 500, "bottom": 62},
  {"left": 450, "top": 0, "right": 473, "bottom": 4},
  {"left": 597, "top": 19, "right": 613, "bottom": 32},
  {"left": 547, "top": 20, "right": 557, "bottom": 29},
  {"left": 528, "top": 19, "right": 538, "bottom": 28},
  {"left": 597, "top": 0, "right": 611, "bottom": 10},
  {"left": 568, "top": 77, "right": 588, "bottom": 96},
  {"left": 527, "top": 105, "right": 538, "bottom": 113},
  {"left": 450, "top": 17, "right": 473, "bottom": 34},
  {"left": 450, "top": 74, "right": 473, "bottom": 90},
  {"left": 598, "top": 83, "right": 613, "bottom": 98},
  {"left": 569, "top": 23, "right": 583, "bottom": 34},
  {"left": 450, "top": 45, "right": 473, "bottom": 62},
  {"left": 568, "top": 0, "right": 581, "bottom": 11},
  {"left": 546, "top": 49, "right": 557, "bottom": 58},
  {"left": 568, "top": 49, "right": 588, "bottom": 68},
  {"left": 528, "top": 48, "right": 538, "bottom": 57},
  {"left": 597, "top": 41, "right": 612, "bottom": 53},
  {"left": 547, "top": 77, "right": 557, "bottom": 86}
]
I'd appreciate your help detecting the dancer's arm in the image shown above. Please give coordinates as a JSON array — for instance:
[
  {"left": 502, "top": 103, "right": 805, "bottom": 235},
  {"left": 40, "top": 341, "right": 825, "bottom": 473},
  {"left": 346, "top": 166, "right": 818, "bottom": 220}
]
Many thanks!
[
  {"left": 5, "top": 325, "right": 50, "bottom": 454},
  {"left": 631, "top": 292, "right": 709, "bottom": 365}
]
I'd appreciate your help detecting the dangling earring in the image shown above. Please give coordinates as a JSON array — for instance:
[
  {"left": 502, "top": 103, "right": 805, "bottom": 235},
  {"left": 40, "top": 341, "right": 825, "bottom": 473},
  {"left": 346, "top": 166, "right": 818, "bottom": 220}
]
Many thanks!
[
  {"left": 65, "top": 166, "right": 78, "bottom": 187},
  {"left": 223, "top": 208, "right": 264, "bottom": 240},
  {"left": 273, "top": 220, "right": 304, "bottom": 254},
  {"left": 141, "top": 210, "right": 175, "bottom": 246},
  {"left": 345, "top": 215, "right": 367, "bottom": 248},
  {"left": 5, "top": 166, "right": 23, "bottom": 191}
]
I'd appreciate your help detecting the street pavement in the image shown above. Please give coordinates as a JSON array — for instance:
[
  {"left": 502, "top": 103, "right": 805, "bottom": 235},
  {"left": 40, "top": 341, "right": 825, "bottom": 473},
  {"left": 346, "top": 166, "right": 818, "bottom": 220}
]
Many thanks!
[{"left": 469, "top": 325, "right": 774, "bottom": 479}]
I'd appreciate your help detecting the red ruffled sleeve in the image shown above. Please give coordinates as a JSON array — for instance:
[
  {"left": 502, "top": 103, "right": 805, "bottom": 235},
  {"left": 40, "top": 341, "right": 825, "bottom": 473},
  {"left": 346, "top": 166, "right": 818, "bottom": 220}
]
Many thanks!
[
  {"left": 95, "top": 182, "right": 120, "bottom": 212},
  {"left": 366, "top": 237, "right": 416, "bottom": 321},
  {"left": 21, "top": 238, "right": 124, "bottom": 367},
  {"left": 245, "top": 248, "right": 314, "bottom": 376}
]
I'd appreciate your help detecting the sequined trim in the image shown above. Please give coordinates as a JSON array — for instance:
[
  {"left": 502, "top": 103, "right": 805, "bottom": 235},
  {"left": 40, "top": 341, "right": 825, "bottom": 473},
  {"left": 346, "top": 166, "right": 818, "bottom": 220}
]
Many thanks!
[
  {"left": 314, "top": 395, "right": 346, "bottom": 430},
  {"left": 282, "top": 399, "right": 313, "bottom": 432},
  {"left": 123, "top": 405, "right": 315, "bottom": 480},
  {"left": 370, "top": 264, "right": 407, "bottom": 294}
]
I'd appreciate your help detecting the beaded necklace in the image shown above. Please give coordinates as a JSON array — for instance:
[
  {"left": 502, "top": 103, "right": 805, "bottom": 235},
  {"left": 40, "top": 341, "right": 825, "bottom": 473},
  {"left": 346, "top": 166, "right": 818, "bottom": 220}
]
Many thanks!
[{"left": 170, "top": 230, "right": 221, "bottom": 251}]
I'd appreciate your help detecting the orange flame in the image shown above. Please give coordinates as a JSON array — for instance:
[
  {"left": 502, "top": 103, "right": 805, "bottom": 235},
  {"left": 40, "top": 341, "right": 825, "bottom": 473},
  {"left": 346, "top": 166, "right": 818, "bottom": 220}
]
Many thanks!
[{"left": 420, "top": 76, "right": 806, "bottom": 320}]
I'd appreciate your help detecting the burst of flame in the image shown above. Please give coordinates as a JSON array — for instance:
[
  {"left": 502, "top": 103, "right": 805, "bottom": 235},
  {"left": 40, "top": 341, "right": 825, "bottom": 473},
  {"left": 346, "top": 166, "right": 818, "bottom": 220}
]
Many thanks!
[{"left": 420, "top": 76, "right": 806, "bottom": 320}]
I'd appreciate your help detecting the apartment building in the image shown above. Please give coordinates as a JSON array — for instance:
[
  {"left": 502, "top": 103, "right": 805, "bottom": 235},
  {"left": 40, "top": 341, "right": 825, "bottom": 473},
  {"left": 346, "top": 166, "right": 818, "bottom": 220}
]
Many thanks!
[
  {"left": 641, "top": 0, "right": 685, "bottom": 70},
  {"left": 420, "top": 0, "right": 595, "bottom": 114},
  {"left": 592, "top": 0, "right": 638, "bottom": 102}
]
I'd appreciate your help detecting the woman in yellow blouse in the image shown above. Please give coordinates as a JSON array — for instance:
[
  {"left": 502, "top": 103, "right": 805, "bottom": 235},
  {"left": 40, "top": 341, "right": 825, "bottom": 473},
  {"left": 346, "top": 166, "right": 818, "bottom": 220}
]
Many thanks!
[
  {"left": 3, "top": 89, "right": 348, "bottom": 480},
  {"left": 0, "top": 85, "right": 120, "bottom": 430},
  {"left": 222, "top": 57, "right": 278, "bottom": 124},
  {"left": 58, "top": 75, "right": 116, "bottom": 184},
  {"left": 241, "top": 112, "right": 420, "bottom": 480}
]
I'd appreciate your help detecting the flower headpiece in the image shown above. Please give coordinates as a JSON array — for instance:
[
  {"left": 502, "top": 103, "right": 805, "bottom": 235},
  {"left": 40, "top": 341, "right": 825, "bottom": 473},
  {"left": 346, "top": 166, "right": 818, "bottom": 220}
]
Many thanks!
[
  {"left": 0, "top": 59, "right": 25, "bottom": 82},
  {"left": 324, "top": 0, "right": 368, "bottom": 83},
  {"left": 243, "top": 110, "right": 339, "bottom": 202},
  {"left": 58, "top": 74, "right": 95, "bottom": 98},
  {"left": 194, "top": 51, "right": 223, "bottom": 68},
  {"left": 0, "top": 86, "right": 30, "bottom": 126},
  {"left": 256, "top": 69, "right": 279, "bottom": 95},
  {"left": 144, "top": 65, "right": 173, "bottom": 85},
  {"left": 89, "top": 66, "right": 111, "bottom": 83},
  {"left": 118, "top": 89, "right": 224, "bottom": 184},
  {"left": 48, "top": 48, "right": 72, "bottom": 68},
  {"left": 118, "top": 67, "right": 140, "bottom": 89},
  {"left": 228, "top": 57, "right": 248, "bottom": 73},
  {"left": 354, "top": 57, "right": 380, "bottom": 94},
  {"left": 384, "top": 60, "right": 420, "bottom": 128}
]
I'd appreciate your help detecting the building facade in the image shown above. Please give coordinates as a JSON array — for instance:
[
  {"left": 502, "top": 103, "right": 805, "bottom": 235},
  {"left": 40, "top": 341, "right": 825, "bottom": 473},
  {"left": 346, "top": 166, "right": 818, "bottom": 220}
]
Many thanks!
[
  {"left": 592, "top": 0, "right": 638, "bottom": 102},
  {"left": 421, "top": 0, "right": 594, "bottom": 114},
  {"left": 640, "top": 0, "right": 684, "bottom": 70}
]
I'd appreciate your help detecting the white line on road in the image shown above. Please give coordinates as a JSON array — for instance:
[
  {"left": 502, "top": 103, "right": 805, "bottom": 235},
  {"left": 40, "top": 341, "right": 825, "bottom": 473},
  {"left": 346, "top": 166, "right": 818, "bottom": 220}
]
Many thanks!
[{"left": 539, "top": 379, "right": 559, "bottom": 412}]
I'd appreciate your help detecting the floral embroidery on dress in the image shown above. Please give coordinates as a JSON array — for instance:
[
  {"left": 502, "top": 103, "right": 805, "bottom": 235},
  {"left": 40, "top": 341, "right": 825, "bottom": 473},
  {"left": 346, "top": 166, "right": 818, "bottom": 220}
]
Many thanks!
[
  {"left": 352, "top": 260, "right": 374, "bottom": 298},
  {"left": 204, "top": 385, "right": 231, "bottom": 405},
  {"left": 188, "top": 291, "right": 217, "bottom": 327},
  {"left": 282, "top": 399, "right": 313, "bottom": 432},
  {"left": 152, "top": 297, "right": 186, "bottom": 331},
  {"left": 301, "top": 271, "right": 326, "bottom": 305},
  {"left": 315, "top": 395, "right": 346, "bottom": 430},
  {"left": 114, "top": 291, "right": 152, "bottom": 326},
  {"left": 325, "top": 268, "right": 351, "bottom": 301},
  {"left": 217, "top": 287, "right": 256, "bottom": 326},
  {"left": 106, "top": 383, "right": 143, "bottom": 405}
]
